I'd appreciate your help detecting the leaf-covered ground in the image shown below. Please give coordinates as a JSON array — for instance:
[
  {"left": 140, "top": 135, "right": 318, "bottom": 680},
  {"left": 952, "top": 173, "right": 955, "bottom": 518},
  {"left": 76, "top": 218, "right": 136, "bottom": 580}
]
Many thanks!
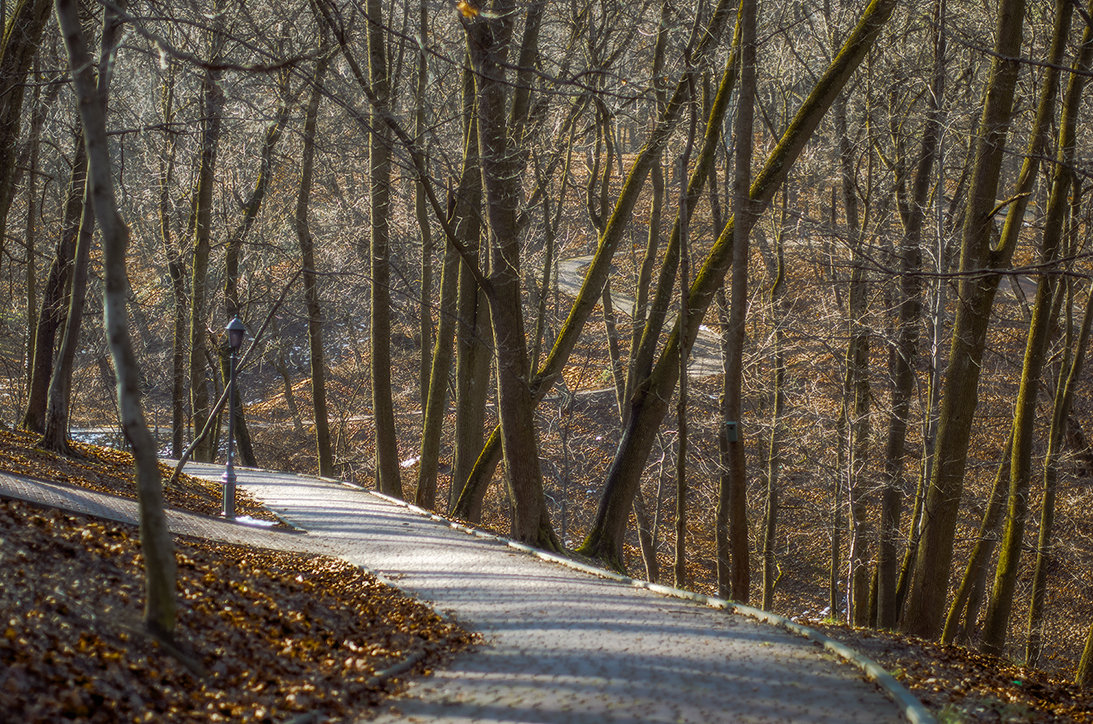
[
  {"left": 0, "top": 428, "right": 475, "bottom": 721},
  {"left": 807, "top": 620, "right": 1093, "bottom": 722},
  {"left": 0, "top": 427, "right": 278, "bottom": 522},
  {"left": 5, "top": 424, "right": 1092, "bottom": 722}
]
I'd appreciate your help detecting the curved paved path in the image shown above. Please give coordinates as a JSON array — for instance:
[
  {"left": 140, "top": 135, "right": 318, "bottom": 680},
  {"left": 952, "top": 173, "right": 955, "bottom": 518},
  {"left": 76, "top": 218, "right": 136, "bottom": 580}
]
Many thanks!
[{"left": 1, "top": 465, "right": 919, "bottom": 723}]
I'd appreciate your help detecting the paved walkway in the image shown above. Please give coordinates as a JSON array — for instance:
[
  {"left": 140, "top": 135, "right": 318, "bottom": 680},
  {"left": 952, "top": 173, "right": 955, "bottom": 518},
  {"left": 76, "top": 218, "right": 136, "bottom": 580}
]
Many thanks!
[{"left": 1, "top": 465, "right": 925, "bottom": 723}]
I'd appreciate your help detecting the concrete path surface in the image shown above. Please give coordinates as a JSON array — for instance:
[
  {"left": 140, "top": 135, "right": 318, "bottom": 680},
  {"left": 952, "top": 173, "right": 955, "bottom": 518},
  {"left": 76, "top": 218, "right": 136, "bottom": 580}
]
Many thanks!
[
  {"left": 179, "top": 464, "right": 916, "bottom": 723},
  {"left": 1, "top": 464, "right": 926, "bottom": 723}
]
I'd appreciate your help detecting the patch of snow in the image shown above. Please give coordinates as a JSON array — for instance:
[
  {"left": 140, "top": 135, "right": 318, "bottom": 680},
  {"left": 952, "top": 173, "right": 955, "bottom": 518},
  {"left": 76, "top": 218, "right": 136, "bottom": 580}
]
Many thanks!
[{"left": 233, "top": 515, "right": 276, "bottom": 528}]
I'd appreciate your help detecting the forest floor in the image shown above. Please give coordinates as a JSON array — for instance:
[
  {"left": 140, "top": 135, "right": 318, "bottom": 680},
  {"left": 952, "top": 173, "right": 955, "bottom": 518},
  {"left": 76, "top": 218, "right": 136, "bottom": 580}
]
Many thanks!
[
  {"left": 2, "top": 428, "right": 1092, "bottom": 720},
  {"left": 0, "top": 427, "right": 475, "bottom": 722},
  {"left": 806, "top": 620, "right": 1093, "bottom": 722}
]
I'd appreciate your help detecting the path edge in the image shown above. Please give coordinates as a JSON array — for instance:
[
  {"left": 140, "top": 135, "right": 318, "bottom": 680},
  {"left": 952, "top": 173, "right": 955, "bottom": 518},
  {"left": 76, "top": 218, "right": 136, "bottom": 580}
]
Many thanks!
[{"left": 365, "top": 487, "right": 935, "bottom": 724}]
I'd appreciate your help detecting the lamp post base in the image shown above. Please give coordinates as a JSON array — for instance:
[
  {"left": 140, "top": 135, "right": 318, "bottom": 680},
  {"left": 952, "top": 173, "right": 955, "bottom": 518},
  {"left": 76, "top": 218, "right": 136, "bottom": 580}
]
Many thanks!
[{"left": 222, "top": 470, "right": 236, "bottom": 520}]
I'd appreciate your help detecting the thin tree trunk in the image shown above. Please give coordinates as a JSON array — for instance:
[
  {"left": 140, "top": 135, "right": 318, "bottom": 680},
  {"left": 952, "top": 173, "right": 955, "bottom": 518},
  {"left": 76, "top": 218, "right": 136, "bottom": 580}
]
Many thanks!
[
  {"left": 157, "top": 68, "right": 187, "bottom": 459},
  {"left": 187, "top": 20, "right": 225, "bottom": 463},
  {"left": 295, "top": 57, "right": 334, "bottom": 477},
  {"left": 835, "top": 93, "right": 872, "bottom": 627},
  {"left": 368, "top": 0, "right": 402, "bottom": 497},
  {"left": 876, "top": 0, "right": 945, "bottom": 629},
  {"left": 21, "top": 134, "right": 85, "bottom": 434},
  {"left": 21, "top": 56, "right": 41, "bottom": 390},
  {"left": 56, "top": 0, "right": 176, "bottom": 637},
  {"left": 675, "top": 120, "right": 696, "bottom": 589},
  {"left": 416, "top": 0, "right": 433, "bottom": 414},
  {"left": 762, "top": 197, "right": 787, "bottom": 611},
  {"left": 1027, "top": 209, "right": 1093, "bottom": 668},
  {"left": 416, "top": 231, "right": 460, "bottom": 509},
  {"left": 634, "top": 486, "right": 659, "bottom": 583}
]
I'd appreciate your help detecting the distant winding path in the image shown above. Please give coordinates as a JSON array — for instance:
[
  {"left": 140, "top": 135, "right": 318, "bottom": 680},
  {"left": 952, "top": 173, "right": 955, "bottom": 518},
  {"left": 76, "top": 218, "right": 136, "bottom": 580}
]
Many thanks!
[{"left": 557, "top": 255, "right": 724, "bottom": 377}]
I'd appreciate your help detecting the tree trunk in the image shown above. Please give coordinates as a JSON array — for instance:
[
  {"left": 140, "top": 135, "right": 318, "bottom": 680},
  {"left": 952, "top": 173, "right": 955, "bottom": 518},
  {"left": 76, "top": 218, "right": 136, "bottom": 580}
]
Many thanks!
[
  {"left": 941, "top": 435, "right": 1012, "bottom": 645},
  {"left": 368, "top": 0, "right": 402, "bottom": 497},
  {"left": 21, "top": 134, "right": 86, "bottom": 434},
  {"left": 578, "top": 0, "right": 898, "bottom": 570},
  {"left": 1027, "top": 202, "right": 1093, "bottom": 668},
  {"left": 295, "top": 57, "right": 334, "bottom": 477},
  {"left": 902, "top": 0, "right": 1030, "bottom": 638},
  {"left": 762, "top": 197, "right": 787, "bottom": 612},
  {"left": 41, "top": 0, "right": 129, "bottom": 454},
  {"left": 187, "top": 23, "right": 225, "bottom": 463},
  {"left": 39, "top": 188, "right": 94, "bottom": 454},
  {"left": 21, "top": 56, "right": 41, "bottom": 392},
  {"left": 416, "top": 235, "right": 459, "bottom": 509},
  {"left": 716, "top": 0, "right": 755, "bottom": 603},
  {"left": 0, "top": 0, "right": 53, "bottom": 274},
  {"left": 465, "top": 0, "right": 558, "bottom": 549},
  {"left": 835, "top": 93, "right": 872, "bottom": 626},
  {"left": 56, "top": 0, "right": 176, "bottom": 637},
  {"left": 449, "top": 65, "right": 489, "bottom": 515},
  {"left": 157, "top": 69, "right": 187, "bottom": 459},
  {"left": 980, "top": 3, "right": 1087, "bottom": 653},
  {"left": 1027, "top": 279, "right": 1092, "bottom": 666},
  {"left": 1079, "top": 620, "right": 1093, "bottom": 687},
  {"left": 421, "top": 63, "right": 481, "bottom": 510},
  {"left": 415, "top": 0, "right": 433, "bottom": 414},
  {"left": 876, "top": 0, "right": 945, "bottom": 629},
  {"left": 675, "top": 120, "right": 696, "bottom": 589},
  {"left": 452, "top": 0, "right": 739, "bottom": 519}
]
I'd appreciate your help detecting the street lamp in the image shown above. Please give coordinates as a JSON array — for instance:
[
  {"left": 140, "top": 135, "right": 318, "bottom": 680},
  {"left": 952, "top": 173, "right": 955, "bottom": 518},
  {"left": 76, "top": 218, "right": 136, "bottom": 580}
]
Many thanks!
[{"left": 222, "top": 316, "right": 246, "bottom": 519}]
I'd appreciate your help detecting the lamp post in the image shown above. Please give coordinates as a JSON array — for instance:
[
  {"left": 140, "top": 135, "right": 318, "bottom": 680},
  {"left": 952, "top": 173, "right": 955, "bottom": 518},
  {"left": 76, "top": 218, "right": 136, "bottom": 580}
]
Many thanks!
[{"left": 222, "top": 316, "right": 246, "bottom": 519}]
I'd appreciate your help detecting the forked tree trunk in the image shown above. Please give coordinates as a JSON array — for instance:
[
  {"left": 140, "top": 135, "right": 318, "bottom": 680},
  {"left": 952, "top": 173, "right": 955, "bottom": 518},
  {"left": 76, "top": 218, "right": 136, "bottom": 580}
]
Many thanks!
[
  {"left": 42, "top": 0, "right": 129, "bottom": 455},
  {"left": 449, "top": 65, "right": 489, "bottom": 514},
  {"left": 465, "top": 0, "right": 558, "bottom": 549},
  {"left": 420, "top": 65, "right": 480, "bottom": 511},
  {"left": 452, "top": 0, "right": 739, "bottom": 519},
  {"left": 40, "top": 193, "right": 93, "bottom": 454}
]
